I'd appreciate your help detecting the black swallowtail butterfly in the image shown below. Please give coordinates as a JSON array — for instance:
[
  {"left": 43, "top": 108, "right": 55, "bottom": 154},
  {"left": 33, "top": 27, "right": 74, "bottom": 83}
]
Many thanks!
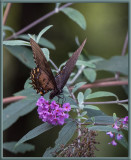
[{"left": 30, "top": 38, "right": 86, "bottom": 99}]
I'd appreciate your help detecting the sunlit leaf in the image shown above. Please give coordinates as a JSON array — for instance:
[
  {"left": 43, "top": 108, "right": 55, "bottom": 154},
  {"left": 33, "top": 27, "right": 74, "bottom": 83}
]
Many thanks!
[
  {"left": 3, "top": 40, "right": 30, "bottom": 46},
  {"left": 72, "top": 82, "right": 86, "bottom": 93}
]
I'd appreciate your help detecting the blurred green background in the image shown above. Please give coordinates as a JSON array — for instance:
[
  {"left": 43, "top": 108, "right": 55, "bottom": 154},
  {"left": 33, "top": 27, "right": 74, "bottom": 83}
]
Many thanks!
[{"left": 3, "top": 3, "right": 128, "bottom": 157}]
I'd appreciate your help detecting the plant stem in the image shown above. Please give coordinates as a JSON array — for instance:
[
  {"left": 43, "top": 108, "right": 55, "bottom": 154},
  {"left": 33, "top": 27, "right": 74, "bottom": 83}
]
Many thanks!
[
  {"left": 3, "top": 3, "right": 12, "bottom": 25},
  {"left": 83, "top": 99, "right": 128, "bottom": 105},
  {"left": 6, "top": 3, "right": 73, "bottom": 40},
  {"left": 69, "top": 79, "right": 128, "bottom": 90},
  {"left": 3, "top": 96, "right": 26, "bottom": 104}
]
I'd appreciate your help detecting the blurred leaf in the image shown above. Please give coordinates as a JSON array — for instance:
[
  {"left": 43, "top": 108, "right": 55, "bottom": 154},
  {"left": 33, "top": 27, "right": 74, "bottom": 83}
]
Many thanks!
[
  {"left": 84, "top": 108, "right": 106, "bottom": 117},
  {"left": 3, "top": 98, "right": 37, "bottom": 131},
  {"left": 84, "top": 88, "right": 92, "bottom": 99},
  {"left": 118, "top": 135, "right": 128, "bottom": 149},
  {"left": 24, "top": 78, "right": 32, "bottom": 89},
  {"left": 61, "top": 7, "right": 86, "bottom": 30},
  {"left": 81, "top": 111, "right": 87, "bottom": 117},
  {"left": 55, "top": 3, "right": 61, "bottom": 9},
  {"left": 83, "top": 68, "right": 96, "bottom": 82},
  {"left": 85, "top": 91, "right": 118, "bottom": 100},
  {"left": 84, "top": 105, "right": 100, "bottom": 110},
  {"left": 93, "top": 116, "right": 114, "bottom": 124},
  {"left": 16, "top": 123, "right": 54, "bottom": 147},
  {"left": 41, "top": 48, "right": 50, "bottom": 61},
  {"left": 3, "top": 25, "right": 15, "bottom": 33},
  {"left": 3, "top": 142, "right": 35, "bottom": 154},
  {"left": 36, "top": 25, "right": 53, "bottom": 43},
  {"left": 43, "top": 121, "right": 76, "bottom": 157},
  {"left": 118, "top": 103, "right": 128, "bottom": 111},
  {"left": 3, "top": 40, "right": 30, "bottom": 46},
  {"left": 96, "top": 55, "right": 128, "bottom": 75},
  {"left": 113, "top": 113, "right": 117, "bottom": 121},
  {"left": 87, "top": 125, "right": 121, "bottom": 134},
  {"left": 18, "top": 34, "right": 55, "bottom": 50},
  {"left": 77, "top": 92, "right": 84, "bottom": 105},
  {"left": 72, "top": 82, "right": 86, "bottom": 93},
  {"left": 5, "top": 46, "right": 35, "bottom": 69},
  {"left": 76, "top": 60, "right": 96, "bottom": 68}
]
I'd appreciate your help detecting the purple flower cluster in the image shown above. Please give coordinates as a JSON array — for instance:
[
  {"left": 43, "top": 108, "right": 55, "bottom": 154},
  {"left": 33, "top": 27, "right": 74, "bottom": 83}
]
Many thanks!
[
  {"left": 36, "top": 97, "right": 71, "bottom": 125},
  {"left": 106, "top": 116, "right": 128, "bottom": 146}
]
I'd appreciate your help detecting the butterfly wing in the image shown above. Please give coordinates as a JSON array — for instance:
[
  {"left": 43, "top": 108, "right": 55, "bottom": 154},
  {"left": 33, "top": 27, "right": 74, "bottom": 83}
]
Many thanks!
[
  {"left": 55, "top": 39, "right": 86, "bottom": 90},
  {"left": 30, "top": 38, "right": 57, "bottom": 95}
]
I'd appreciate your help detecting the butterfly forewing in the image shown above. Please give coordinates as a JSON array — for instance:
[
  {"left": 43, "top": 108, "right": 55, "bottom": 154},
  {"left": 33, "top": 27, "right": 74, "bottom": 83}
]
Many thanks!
[
  {"left": 55, "top": 39, "right": 87, "bottom": 90},
  {"left": 30, "top": 38, "right": 57, "bottom": 95}
]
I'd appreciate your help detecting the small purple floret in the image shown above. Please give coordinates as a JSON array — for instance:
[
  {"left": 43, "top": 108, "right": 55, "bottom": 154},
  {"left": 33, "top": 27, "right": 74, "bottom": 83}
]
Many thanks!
[
  {"left": 108, "top": 140, "right": 117, "bottom": 146},
  {"left": 36, "top": 97, "right": 71, "bottom": 126},
  {"left": 106, "top": 131, "right": 114, "bottom": 138},
  {"left": 117, "top": 134, "right": 123, "bottom": 140}
]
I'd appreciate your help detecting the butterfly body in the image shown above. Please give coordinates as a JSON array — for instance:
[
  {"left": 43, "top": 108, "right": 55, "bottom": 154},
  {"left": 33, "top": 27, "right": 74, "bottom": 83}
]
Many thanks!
[{"left": 30, "top": 38, "right": 86, "bottom": 99}]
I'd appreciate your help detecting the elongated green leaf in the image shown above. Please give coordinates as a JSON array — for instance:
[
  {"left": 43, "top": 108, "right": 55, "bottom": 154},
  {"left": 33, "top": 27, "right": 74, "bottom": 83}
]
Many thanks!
[
  {"left": 93, "top": 116, "right": 115, "bottom": 124},
  {"left": 83, "top": 68, "right": 96, "bottom": 82},
  {"left": 88, "top": 125, "right": 120, "bottom": 134},
  {"left": 43, "top": 121, "right": 76, "bottom": 157},
  {"left": 3, "top": 142, "right": 35, "bottom": 154},
  {"left": 3, "top": 40, "right": 30, "bottom": 46},
  {"left": 3, "top": 98, "right": 37, "bottom": 131},
  {"left": 96, "top": 55, "right": 128, "bottom": 75},
  {"left": 85, "top": 91, "right": 118, "bottom": 100},
  {"left": 36, "top": 25, "right": 53, "bottom": 43},
  {"left": 16, "top": 123, "right": 54, "bottom": 147},
  {"left": 5, "top": 46, "right": 35, "bottom": 69},
  {"left": 84, "top": 105, "right": 100, "bottom": 110},
  {"left": 118, "top": 103, "right": 128, "bottom": 111},
  {"left": 18, "top": 34, "right": 55, "bottom": 50},
  {"left": 41, "top": 48, "right": 50, "bottom": 61},
  {"left": 3, "top": 25, "right": 15, "bottom": 33},
  {"left": 77, "top": 92, "right": 84, "bottom": 105},
  {"left": 76, "top": 60, "right": 96, "bottom": 68},
  {"left": 84, "top": 88, "right": 92, "bottom": 99},
  {"left": 84, "top": 108, "right": 106, "bottom": 117},
  {"left": 61, "top": 7, "right": 86, "bottom": 30},
  {"left": 24, "top": 78, "right": 32, "bottom": 89},
  {"left": 72, "top": 82, "right": 86, "bottom": 93}
]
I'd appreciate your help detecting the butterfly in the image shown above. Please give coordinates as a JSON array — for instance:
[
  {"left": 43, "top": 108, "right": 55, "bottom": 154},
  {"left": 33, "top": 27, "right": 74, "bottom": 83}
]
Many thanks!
[{"left": 30, "top": 38, "right": 86, "bottom": 99}]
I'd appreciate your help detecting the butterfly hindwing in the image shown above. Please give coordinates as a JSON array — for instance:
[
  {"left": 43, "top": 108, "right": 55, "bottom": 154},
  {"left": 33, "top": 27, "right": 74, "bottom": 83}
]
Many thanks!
[{"left": 30, "top": 38, "right": 57, "bottom": 95}]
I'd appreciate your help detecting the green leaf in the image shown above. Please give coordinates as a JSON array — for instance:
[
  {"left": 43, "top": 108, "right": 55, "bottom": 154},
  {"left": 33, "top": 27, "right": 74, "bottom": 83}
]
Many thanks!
[
  {"left": 3, "top": 25, "right": 15, "bottom": 33},
  {"left": 4, "top": 46, "right": 35, "bottom": 69},
  {"left": 118, "top": 103, "right": 128, "bottom": 111},
  {"left": 93, "top": 116, "right": 115, "bottom": 124},
  {"left": 84, "top": 88, "right": 92, "bottom": 99},
  {"left": 43, "top": 121, "right": 76, "bottom": 157},
  {"left": 3, "top": 40, "right": 30, "bottom": 46},
  {"left": 96, "top": 55, "right": 128, "bottom": 75},
  {"left": 24, "top": 78, "right": 32, "bottom": 89},
  {"left": 81, "top": 111, "right": 87, "bottom": 117},
  {"left": 77, "top": 92, "right": 84, "bottom": 105},
  {"left": 19, "top": 34, "right": 55, "bottom": 50},
  {"left": 87, "top": 125, "right": 120, "bottom": 134},
  {"left": 3, "top": 98, "right": 37, "bottom": 131},
  {"left": 76, "top": 60, "right": 96, "bottom": 68},
  {"left": 16, "top": 123, "right": 54, "bottom": 147},
  {"left": 83, "top": 68, "right": 96, "bottom": 82},
  {"left": 3, "top": 142, "right": 35, "bottom": 154},
  {"left": 84, "top": 105, "right": 100, "bottom": 110},
  {"left": 36, "top": 25, "right": 53, "bottom": 43},
  {"left": 72, "top": 82, "right": 86, "bottom": 93},
  {"left": 85, "top": 91, "right": 118, "bottom": 100},
  {"left": 84, "top": 108, "right": 106, "bottom": 117},
  {"left": 113, "top": 113, "right": 117, "bottom": 121},
  {"left": 61, "top": 7, "right": 86, "bottom": 30},
  {"left": 41, "top": 48, "right": 50, "bottom": 61},
  {"left": 118, "top": 135, "right": 128, "bottom": 149}
]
